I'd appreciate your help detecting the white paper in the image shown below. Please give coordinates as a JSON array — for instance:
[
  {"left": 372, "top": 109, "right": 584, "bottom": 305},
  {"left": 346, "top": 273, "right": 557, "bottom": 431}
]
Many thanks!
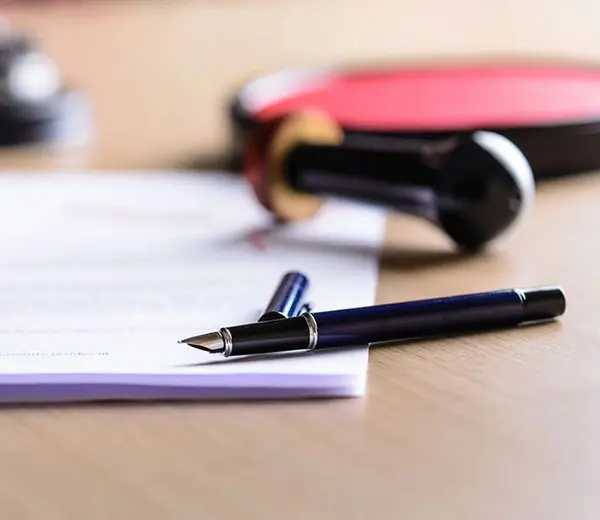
[{"left": 0, "top": 171, "right": 385, "bottom": 402}]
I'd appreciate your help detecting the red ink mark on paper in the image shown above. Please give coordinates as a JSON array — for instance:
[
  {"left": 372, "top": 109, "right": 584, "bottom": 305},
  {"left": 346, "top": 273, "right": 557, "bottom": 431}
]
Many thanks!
[{"left": 250, "top": 229, "right": 268, "bottom": 251}]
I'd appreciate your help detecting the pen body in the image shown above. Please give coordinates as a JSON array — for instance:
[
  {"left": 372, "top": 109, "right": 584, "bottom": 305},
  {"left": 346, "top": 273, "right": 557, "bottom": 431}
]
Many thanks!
[
  {"left": 314, "top": 289, "right": 524, "bottom": 349},
  {"left": 223, "top": 286, "right": 565, "bottom": 357}
]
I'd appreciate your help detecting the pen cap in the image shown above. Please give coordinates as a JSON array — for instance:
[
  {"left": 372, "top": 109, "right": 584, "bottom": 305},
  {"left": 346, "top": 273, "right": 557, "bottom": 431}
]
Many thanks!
[
  {"left": 259, "top": 271, "right": 309, "bottom": 321},
  {"left": 521, "top": 286, "right": 566, "bottom": 322}
]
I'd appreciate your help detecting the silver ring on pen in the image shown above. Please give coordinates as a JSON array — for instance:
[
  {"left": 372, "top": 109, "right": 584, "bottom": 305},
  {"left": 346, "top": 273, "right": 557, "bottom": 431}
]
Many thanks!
[
  {"left": 221, "top": 327, "right": 234, "bottom": 357},
  {"left": 514, "top": 288, "right": 526, "bottom": 304},
  {"left": 302, "top": 313, "right": 319, "bottom": 351}
]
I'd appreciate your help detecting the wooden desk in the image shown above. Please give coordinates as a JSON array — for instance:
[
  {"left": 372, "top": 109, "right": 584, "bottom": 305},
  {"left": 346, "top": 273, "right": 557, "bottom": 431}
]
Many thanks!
[{"left": 1, "top": 3, "right": 600, "bottom": 519}]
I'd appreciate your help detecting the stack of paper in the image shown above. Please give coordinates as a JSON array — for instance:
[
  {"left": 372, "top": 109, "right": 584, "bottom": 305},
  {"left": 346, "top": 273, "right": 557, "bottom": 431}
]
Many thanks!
[{"left": 0, "top": 171, "right": 385, "bottom": 402}]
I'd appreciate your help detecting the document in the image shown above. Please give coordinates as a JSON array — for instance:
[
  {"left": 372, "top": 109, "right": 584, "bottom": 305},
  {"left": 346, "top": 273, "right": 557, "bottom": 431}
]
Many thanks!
[{"left": 0, "top": 171, "right": 385, "bottom": 402}]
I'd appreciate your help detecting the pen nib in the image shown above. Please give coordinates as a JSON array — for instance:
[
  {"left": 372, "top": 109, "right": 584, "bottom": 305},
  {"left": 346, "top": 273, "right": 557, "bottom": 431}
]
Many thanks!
[{"left": 178, "top": 331, "right": 225, "bottom": 353}]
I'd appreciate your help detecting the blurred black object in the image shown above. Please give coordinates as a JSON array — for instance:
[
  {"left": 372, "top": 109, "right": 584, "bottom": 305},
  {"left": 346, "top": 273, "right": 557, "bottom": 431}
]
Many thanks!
[
  {"left": 0, "top": 20, "right": 92, "bottom": 148},
  {"left": 227, "top": 64, "right": 600, "bottom": 181}
]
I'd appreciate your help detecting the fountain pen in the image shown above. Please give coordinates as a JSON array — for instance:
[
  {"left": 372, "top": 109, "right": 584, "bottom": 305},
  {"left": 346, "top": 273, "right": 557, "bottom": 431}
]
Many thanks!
[{"left": 178, "top": 285, "right": 566, "bottom": 358}]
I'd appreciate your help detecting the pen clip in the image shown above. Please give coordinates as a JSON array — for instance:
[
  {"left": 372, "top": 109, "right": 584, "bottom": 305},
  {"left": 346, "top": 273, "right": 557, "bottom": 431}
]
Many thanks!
[{"left": 299, "top": 302, "right": 314, "bottom": 314}]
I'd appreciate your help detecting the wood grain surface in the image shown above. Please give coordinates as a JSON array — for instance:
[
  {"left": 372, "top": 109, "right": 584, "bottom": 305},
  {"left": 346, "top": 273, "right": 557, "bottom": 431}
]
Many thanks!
[{"left": 1, "top": 2, "right": 600, "bottom": 519}]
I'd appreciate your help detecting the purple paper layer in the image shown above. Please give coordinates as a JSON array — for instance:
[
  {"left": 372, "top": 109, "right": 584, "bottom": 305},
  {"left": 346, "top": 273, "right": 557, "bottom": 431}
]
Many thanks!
[{"left": 0, "top": 372, "right": 366, "bottom": 403}]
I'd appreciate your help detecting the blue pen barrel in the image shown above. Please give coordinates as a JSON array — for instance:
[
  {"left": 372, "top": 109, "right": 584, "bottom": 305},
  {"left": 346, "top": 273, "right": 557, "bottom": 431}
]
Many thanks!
[{"left": 314, "top": 287, "right": 565, "bottom": 349}]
